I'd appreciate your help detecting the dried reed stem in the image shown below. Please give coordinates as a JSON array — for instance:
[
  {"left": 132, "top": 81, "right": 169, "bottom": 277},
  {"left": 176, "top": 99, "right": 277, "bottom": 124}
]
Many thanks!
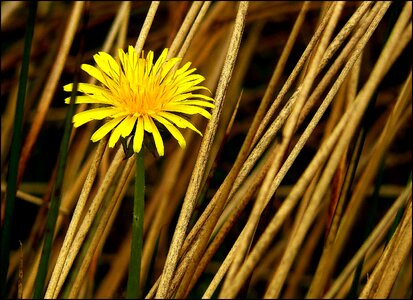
[
  {"left": 134, "top": 1, "right": 160, "bottom": 54},
  {"left": 325, "top": 184, "right": 411, "bottom": 298},
  {"left": 167, "top": 1, "right": 203, "bottom": 59},
  {"left": 310, "top": 3, "right": 411, "bottom": 296},
  {"left": 17, "top": 2, "right": 84, "bottom": 188},
  {"left": 225, "top": 4, "right": 344, "bottom": 292},
  {"left": 252, "top": 2, "right": 334, "bottom": 146},
  {"left": 44, "top": 137, "right": 108, "bottom": 298},
  {"left": 155, "top": 2, "right": 249, "bottom": 298},
  {"left": 69, "top": 156, "right": 136, "bottom": 298},
  {"left": 372, "top": 201, "right": 412, "bottom": 298},
  {"left": 177, "top": 2, "right": 211, "bottom": 60},
  {"left": 51, "top": 147, "right": 125, "bottom": 298}
]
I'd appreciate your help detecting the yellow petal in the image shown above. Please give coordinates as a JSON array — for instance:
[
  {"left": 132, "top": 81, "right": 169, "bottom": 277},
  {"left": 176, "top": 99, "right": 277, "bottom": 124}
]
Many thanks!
[
  {"left": 174, "top": 62, "right": 192, "bottom": 77},
  {"left": 120, "top": 115, "right": 138, "bottom": 137},
  {"left": 63, "top": 83, "right": 74, "bottom": 92},
  {"left": 147, "top": 117, "right": 164, "bottom": 156},
  {"left": 190, "top": 93, "right": 215, "bottom": 102},
  {"left": 175, "top": 76, "right": 205, "bottom": 92},
  {"left": 108, "top": 116, "right": 128, "bottom": 147},
  {"left": 94, "top": 51, "right": 120, "bottom": 79},
  {"left": 164, "top": 104, "right": 212, "bottom": 119},
  {"left": 111, "top": 111, "right": 129, "bottom": 119},
  {"left": 157, "top": 111, "right": 202, "bottom": 135},
  {"left": 128, "top": 45, "right": 135, "bottom": 58},
  {"left": 64, "top": 83, "right": 109, "bottom": 98},
  {"left": 173, "top": 70, "right": 198, "bottom": 86},
  {"left": 64, "top": 95, "right": 111, "bottom": 105},
  {"left": 91, "top": 116, "right": 125, "bottom": 142},
  {"left": 119, "top": 47, "right": 137, "bottom": 84},
  {"left": 128, "top": 47, "right": 139, "bottom": 79},
  {"left": 167, "top": 93, "right": 213, "bottom": 105},
  {"left": 178, "top": 100, "right": 215, "bottom": 108},
  {"left": 160, "top": 57, "right": 181, "bottom": 79},
  {"left": 109, "top": 116, "right": 136, "bottom": 148},
  {"left": 168, "top": 93, "right": 192, "bottom": 102},
  {"left": 168, "top": 77, "right": 205, "bottom": 96},
  {"left": 73, "top": 107, "right": 120, "bottom": 127},
  {"left": 118, "top": 48, "right": 128, "bottom": 74},
  {"left": 133, "top": 117, "right": 144, "bottom": 153},
  {"left": 152, "top": 48, "right": 169, "bottom": 76},
  {"left": 179, "top": 85, "right": 211, "bottom": 94},
  {"left": 143, "top": 114, "right": 153, "bottom": 133},
  {"left": 145, "top": 51, "right": 154, "bottom": 76},
  {"left": 81, "top": 64, "right": 106, "bottom": 85},
  {"left": 153, "top": 115, "right": 186, "bottom": 148}
]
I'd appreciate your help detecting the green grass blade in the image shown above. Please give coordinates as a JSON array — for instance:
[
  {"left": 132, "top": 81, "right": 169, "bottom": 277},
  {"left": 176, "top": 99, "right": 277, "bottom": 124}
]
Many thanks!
[
  {"left": 0, "top": 2, "right": 37, "bottom": 297},
  {"left": 347, "top": 158, "right": 383, "bottom": 298},
  {"left": 32, "top": 62, "right": 79, "bottom": 299},
  {"left": 32, "top": 2, "right": 90, "bottom": 295},
  {"left": 386, "top": 172, "right": 412, "bottom": 243}
]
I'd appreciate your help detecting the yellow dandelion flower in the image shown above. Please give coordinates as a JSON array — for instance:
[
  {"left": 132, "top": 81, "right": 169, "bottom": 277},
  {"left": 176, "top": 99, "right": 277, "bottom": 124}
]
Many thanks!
[{"left": 64, "top": 46, "right": 214, "bottom": 156}]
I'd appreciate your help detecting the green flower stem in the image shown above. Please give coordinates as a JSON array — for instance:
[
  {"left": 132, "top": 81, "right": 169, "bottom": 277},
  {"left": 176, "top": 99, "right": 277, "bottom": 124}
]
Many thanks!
[
  {"left": 0, "top": 2, "right": 37, "bottom": 298},
  {"left": 127, "top": 150, "right": 145, "bottom": 299}
]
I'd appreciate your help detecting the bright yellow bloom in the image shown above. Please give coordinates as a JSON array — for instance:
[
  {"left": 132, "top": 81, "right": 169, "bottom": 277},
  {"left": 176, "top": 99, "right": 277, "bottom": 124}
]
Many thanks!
[{"left": 64, "top": 46, "right": 214, "bottom": 156}]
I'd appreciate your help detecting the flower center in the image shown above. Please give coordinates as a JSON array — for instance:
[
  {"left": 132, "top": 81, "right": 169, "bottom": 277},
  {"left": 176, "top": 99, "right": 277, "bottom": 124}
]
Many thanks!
[{"left": 119, "top": 75, "right": 169, "bottom": 117}]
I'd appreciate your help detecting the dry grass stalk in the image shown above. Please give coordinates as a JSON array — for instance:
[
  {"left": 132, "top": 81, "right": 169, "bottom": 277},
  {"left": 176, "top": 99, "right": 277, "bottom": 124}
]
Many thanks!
[
  {"left": 17, "top": 2, "right": 84, "bottom": 188},
  {"left": 365, "top": 200, "right": 412, "bottom": 299},
  {"left": 155, "top": 2, "right": 249, "bottom": 297},
  {"left": 68, "top": 156, "right": 136, "bottom": 298},
  {"left": 140, "top": 130, "right": 195, "bottom": 286},
  {"left": 50, "top": 147, "right": 125, "bottom": 298},
  {"left": 251, "top": 2, "right": 335, "bottom": 147},
  {"left": 325, "top": 183, "right": 411, "bottom": 298},
  {"left": 1, "top": 2, "right": 411, "bottom": 299},
  {"left": 219, "top": 3, "right": 391, "bottom": 297},
  {"left": 223, "top": 2, "right": 345, "bottom": 294},
  {"left": 43, "top": 136, "right": 108, "bottom": 298},
  {"left": 311, "top": 4, "right": 412, "bottom": 296},
  {"left": 134, "top": 1, "right": 159, "bottom": 54},
  {"left": 167, "top": 1, "right": 202, "bottom": 59},
  {"left": 177, "top": 2, "right": 211, "bottom": 61}
]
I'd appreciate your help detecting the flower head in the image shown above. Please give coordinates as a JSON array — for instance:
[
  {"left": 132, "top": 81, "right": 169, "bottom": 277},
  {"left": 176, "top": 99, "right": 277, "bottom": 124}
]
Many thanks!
[{"left": 64, "top": 46, "right": 214, "bottom": 156}]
